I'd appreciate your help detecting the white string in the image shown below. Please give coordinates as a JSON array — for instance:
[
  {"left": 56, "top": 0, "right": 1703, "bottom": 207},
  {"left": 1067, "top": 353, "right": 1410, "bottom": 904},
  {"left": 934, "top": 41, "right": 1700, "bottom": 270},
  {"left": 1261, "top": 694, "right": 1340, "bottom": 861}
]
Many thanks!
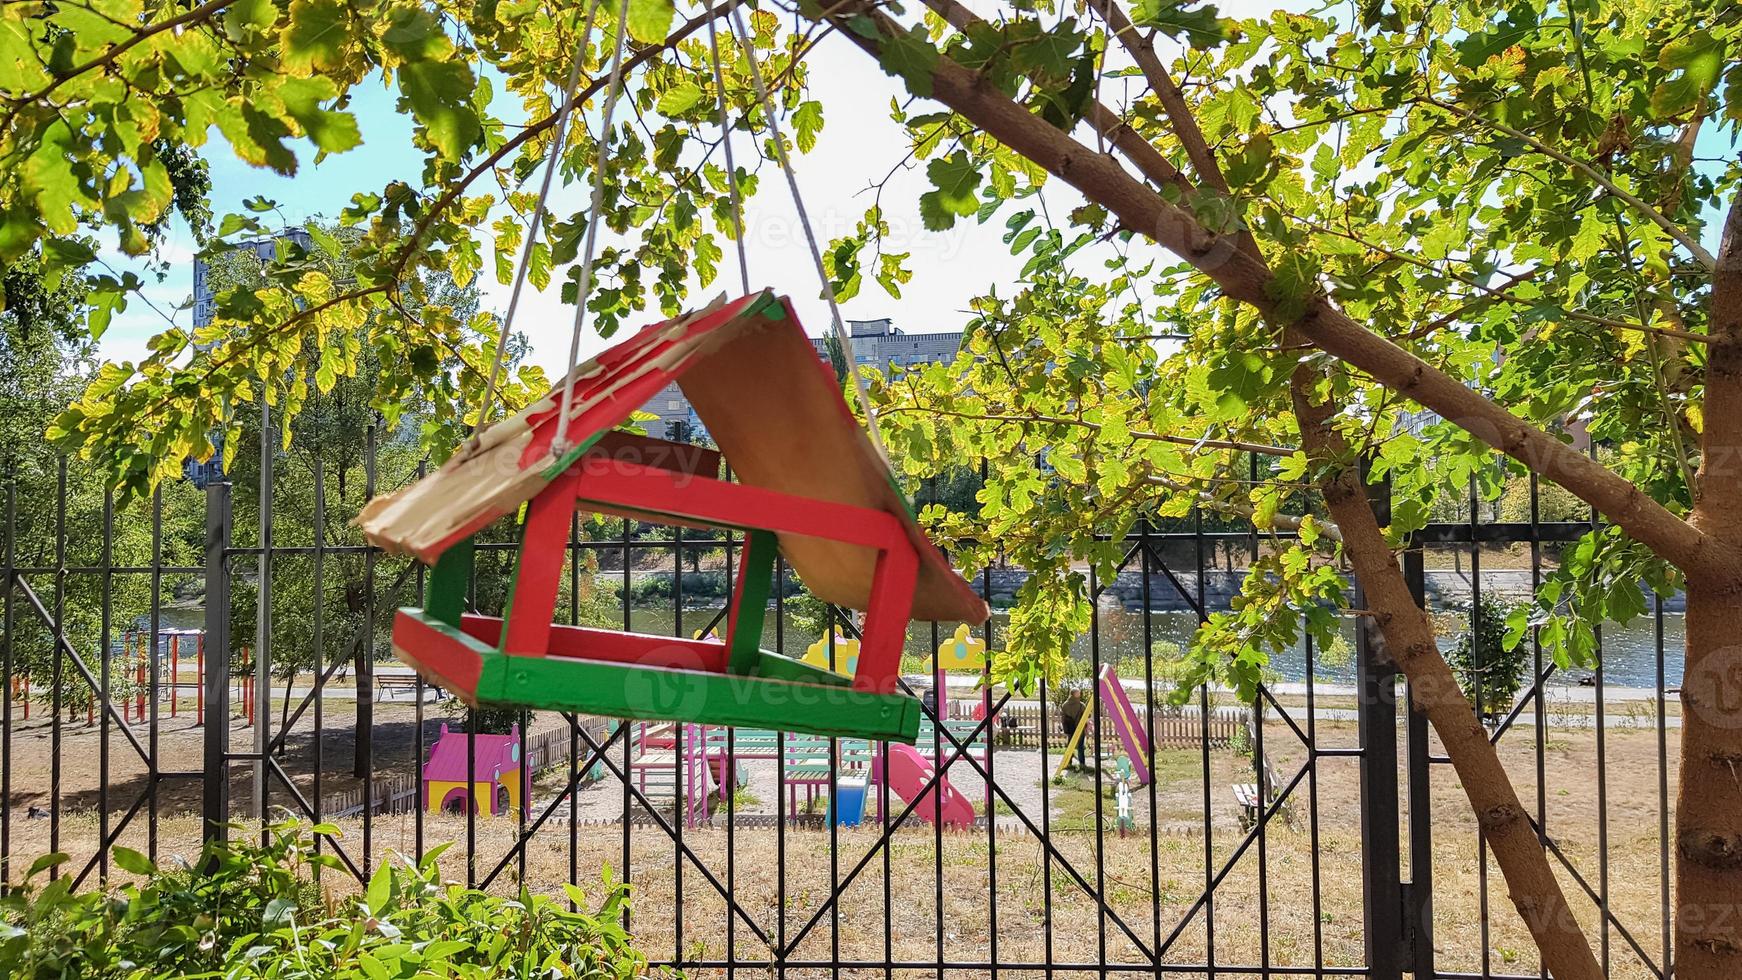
[
  {"left": 552, "top": 0, "right": 635, "bottom": 455},
  {"left": 471, "top": 0, "right": 604, "bottom": 442},
  {"left": 725, "top": 6, "right": 891, "bottom": 466},
  {"left": 704, "top": 0, "right": 751, "bottom": 295}
]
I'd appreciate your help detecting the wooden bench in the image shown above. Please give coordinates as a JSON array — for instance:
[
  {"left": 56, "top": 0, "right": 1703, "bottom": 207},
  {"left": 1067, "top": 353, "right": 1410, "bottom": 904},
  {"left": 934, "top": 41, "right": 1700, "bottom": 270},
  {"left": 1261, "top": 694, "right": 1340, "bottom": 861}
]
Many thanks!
[
  {"left": 701, "top": 729, "right": 880, "bottom": 811},
  {"left": 375, "top": 674, "right": 425, "bottom": 700},
  {"left": 1233, "top": 760, "right": 1293, "bottom": 831}
]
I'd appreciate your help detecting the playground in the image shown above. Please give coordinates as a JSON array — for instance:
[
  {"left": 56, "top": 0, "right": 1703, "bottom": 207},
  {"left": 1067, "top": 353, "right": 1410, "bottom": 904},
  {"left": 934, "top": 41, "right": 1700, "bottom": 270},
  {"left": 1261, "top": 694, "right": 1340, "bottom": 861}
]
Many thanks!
[{"left": 0, "top": 638, "right": 1241, "bottom": 834}]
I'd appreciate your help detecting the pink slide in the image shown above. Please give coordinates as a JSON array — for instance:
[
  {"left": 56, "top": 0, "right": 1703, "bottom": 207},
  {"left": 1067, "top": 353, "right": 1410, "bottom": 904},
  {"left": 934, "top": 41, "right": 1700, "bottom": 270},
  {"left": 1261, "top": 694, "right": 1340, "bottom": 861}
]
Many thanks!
[{"left": 881, "top": 744, "right": 975, "bottom": 827}]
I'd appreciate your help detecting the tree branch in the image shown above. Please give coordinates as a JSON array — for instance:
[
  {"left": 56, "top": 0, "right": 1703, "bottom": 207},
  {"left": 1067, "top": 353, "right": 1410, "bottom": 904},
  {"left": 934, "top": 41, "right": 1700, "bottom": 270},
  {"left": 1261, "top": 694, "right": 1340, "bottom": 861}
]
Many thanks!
[
  {"left": 1082, "top": 0, "right": 1226, "bottom": 195},
  {"left": 1288, "top": 352, "right": 1601, "bottom": 980},
  {"left": 811, "top": 0, "right": 1732, "bottom": 582},
  {"left": 0, "top": 0, "right": 241, "bottom": 137},
  {"left": 1692, "top": 195, "right": 1742, "bottom": 522},
  {"left": 918, "top": 0, "right": 1190, "bottom": 195},
  {"left": 1143, "top": 472, "right": 1342, "bottom": 542},
  {"left": 881, "top": 404, "right": 1293, "bottom": 456}
]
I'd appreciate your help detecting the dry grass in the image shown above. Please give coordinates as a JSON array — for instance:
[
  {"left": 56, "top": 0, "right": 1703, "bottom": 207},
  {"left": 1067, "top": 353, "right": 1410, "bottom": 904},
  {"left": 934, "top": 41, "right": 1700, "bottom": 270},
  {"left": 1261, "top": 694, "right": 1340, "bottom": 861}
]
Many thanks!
[{"left": 3, "top": 710, "right": 1679, "bottom": 980}]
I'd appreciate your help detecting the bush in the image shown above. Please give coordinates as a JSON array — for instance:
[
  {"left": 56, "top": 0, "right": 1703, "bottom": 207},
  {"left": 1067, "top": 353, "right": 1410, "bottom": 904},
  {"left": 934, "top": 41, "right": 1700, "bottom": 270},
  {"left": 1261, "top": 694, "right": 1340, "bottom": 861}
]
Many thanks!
[
  {"left": 0, "top": 820, "right": 651, "bottom": 979},
  {"left": 1445, "top": 597, "right": 1532, "bottom": 722},
  {"left": 628, "top": 571, "right": 732, "bottom": 604}
]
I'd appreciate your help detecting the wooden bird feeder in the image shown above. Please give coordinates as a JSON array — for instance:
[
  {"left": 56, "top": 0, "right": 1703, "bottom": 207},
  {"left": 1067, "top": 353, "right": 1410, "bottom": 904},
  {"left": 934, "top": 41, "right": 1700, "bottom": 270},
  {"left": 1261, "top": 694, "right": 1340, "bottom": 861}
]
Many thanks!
[{"left": 357, "top": 291, "right": 988, "bottom": 743}]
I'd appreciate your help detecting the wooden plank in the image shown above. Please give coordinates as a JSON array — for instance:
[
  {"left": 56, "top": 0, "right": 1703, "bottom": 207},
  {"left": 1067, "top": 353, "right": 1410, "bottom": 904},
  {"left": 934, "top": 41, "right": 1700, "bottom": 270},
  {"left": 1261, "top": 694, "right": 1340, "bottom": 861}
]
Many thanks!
[
  {"left": 357, "top": 295, "right": 756, "bottom": 564},
  {"left": 438, "top": 610, "right": 925, "bottom": 741},
  {"left": 854, "top": 538, "right": 917, "bottom": 694},
  {"left": 473, "top": 645, "right": 922, "bottom": 742},
  {"left": 391, "top": 611, "right": 485, "bottom": 697},
  {"left": 458, "top": 614, "right": 731, "bottom": 674},
  {"left": 500, "top": 471, "right": 579, "bottom": 656},
  {"left": 676, "top": 294, "right": 986, "bottom": 623},
  {"left": 570, "top": 460, "right": 910, "bottom": 552},
  {"left": 585, "top": 430, "right": 722, "bottom": 478},
  {"left": 424, "top": 538, "right": 474, "bottom": 627},
  {"left": 726, "top": 530, "right": 777, "bottom": 675}
]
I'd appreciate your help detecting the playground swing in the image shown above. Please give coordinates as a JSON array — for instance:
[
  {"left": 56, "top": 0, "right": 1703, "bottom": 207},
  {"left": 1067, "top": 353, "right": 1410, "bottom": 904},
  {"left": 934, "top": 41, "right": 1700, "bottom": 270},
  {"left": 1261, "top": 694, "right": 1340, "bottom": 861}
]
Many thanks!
[
  {"left": 1054, "top": 664, "right": 1154, "bottom": 784},
  {"left": 355, "top": 0, "right": 988, "bottom": 744}
]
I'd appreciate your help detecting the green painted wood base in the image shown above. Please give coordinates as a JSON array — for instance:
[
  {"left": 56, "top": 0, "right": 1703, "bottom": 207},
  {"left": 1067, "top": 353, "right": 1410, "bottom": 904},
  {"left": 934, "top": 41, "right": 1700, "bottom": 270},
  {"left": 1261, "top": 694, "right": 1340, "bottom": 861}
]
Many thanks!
[{"left": 396, "top": 609, "right": 921, "bottom": 743}]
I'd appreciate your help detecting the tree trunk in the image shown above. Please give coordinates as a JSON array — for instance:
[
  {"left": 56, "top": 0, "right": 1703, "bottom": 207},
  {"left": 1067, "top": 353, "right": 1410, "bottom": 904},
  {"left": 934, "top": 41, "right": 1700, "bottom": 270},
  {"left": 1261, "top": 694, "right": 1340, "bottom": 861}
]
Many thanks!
[
  {"left": 1292, "top": 362, "right": 1603, "bottom": 980},
  {"left": 1677, "top": 197, "right": 1742, "bottom": 975},
  {"left": 1676, "top": 581, "right": 1742, "bottom": 972}
]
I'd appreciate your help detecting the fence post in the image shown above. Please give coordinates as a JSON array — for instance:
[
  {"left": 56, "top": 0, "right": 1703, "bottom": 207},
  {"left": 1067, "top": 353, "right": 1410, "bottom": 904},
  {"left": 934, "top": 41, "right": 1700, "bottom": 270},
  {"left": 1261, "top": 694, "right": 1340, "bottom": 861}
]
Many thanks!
[
  {"left": 203, "top": 481, "right": 233, "bottom": 851},
  {"left": 1355, "top": 463, "right": 1406, "bottom": 980},
  {"left": 1402, "top": 545, "right": 1434, "bottom": 978},
  {"left": 254, "top": 399, "right": 273, "bottom": 824}
]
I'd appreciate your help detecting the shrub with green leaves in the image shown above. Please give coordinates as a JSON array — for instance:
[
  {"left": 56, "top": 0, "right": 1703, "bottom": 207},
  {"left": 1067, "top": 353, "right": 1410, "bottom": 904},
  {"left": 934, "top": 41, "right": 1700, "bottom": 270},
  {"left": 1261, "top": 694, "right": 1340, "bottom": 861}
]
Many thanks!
[
  {"left": 1449, "top": 598, "right": 1533, "bottom": 722},
  {"left": 0, "top": 820, "right": 651, "bottom": 979}
]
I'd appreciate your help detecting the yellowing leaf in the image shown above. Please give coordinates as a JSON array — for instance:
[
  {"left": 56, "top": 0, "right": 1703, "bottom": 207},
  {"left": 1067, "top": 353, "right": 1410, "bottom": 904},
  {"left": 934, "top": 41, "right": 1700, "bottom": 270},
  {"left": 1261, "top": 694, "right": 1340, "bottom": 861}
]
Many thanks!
[
  {"left": 281, "top": 0, "right": 351, "bottom": 74},
  {"left": 626, "top": 0, "right": 675, "bottom": 44}
]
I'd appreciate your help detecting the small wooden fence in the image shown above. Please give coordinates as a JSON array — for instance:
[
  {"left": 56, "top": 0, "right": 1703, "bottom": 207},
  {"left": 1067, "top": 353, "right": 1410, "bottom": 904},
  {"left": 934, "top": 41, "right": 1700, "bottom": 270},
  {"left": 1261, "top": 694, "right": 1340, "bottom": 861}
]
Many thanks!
[{"left": 954, "top": 699, "right": 1246, "bottom": 750}]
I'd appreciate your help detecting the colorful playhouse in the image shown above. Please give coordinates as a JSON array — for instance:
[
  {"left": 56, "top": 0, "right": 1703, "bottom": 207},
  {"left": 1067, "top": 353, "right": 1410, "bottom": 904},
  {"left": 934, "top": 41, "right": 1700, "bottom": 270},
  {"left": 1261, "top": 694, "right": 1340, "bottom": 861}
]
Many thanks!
[{"left": 423, "top": 723, "right": 528, "bottom": 818}]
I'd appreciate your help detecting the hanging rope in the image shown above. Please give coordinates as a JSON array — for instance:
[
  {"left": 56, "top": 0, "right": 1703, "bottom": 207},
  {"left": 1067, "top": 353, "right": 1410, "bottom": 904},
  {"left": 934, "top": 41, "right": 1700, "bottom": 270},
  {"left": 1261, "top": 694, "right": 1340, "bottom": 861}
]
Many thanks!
[
  {"left": 724, "top": 6, "right": 891, "bottom": 465},
  {"left": 552, "top": 0, "right": 635, "bottom": 455},
  {"left": 704, "top": 0, "right": 751, "bottom": 296},
  {"left": 470, "top": 0, "right": 605, "bottom": 443}
]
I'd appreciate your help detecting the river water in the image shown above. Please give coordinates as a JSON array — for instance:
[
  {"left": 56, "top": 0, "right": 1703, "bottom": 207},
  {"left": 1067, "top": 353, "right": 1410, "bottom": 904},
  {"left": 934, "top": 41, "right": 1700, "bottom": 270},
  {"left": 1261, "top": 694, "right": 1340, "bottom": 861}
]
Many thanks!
[{"left": 624, "top": 604, "right": 1684, "bottom": 690}]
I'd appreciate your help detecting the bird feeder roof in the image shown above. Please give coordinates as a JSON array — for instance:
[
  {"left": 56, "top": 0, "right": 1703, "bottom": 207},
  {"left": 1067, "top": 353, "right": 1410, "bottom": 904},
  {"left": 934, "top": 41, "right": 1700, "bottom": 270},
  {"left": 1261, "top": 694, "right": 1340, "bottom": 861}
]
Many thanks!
[{"left": 358, "top": 290, "right": 988, "bottom": 625}]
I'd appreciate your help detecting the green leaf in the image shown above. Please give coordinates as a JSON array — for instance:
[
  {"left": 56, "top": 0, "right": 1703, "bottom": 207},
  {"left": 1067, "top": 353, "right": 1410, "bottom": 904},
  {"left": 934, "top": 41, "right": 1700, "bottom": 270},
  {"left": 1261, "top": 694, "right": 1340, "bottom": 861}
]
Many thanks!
[
  {"left": 656, "top": 82, "right": 705, "bottom": 116},
  {"left": 281, "top": 0, "right": 349, "bottom": 74},
  {"left": 364, "top": 858, "right": 392, "bottom": 914},
  {"left": 111, "top": 846, "right": 155, "bottom": 876},
  {"left": 277, "top": 77, "right": 362, "bottom": 154},
  {"left": 357, "top": 950, "right": 391, "bottom": 980},
  {"left": 1129, "top": 0, "right": 1226, "bottom": 48},
  {"left": 380, "top": 4, "right": 449, "bottom": 61},
  {"left": 1266, "top": 250, "right": 1321, "bottom": 321},
  {"left": 262, "top": 896, "right": 298, "bottom": 929},
  {"left": 1010, "top": 26, "right": 1080, "bottom": 78},
  {"left": 87, "top": 286, "right": 125, "bottom": 341},
  {"left": 224, "top": 0, "right": 277, "bottom": 40},
  {"left": 42, "top": 236, "right": 97, "bottom": 268},
  {"left": 1651, "top": 30, "right": 1724, "bottom": 117},
  {"left": 27, "top": 853, "right": 69, "bottom": 879},
  {"left": 793, "top": 101, "right": 824, "bottom": 153},
  {"left": 398, "top": 59, "right": 482, "bottom": 162},
  {"left": 876, "top": 25, "right": 940, "bottom": 98},
  {"left": 919, "top": 151, "right": 982, "bottom": 231},
  {"left": 626, "top": 0, "right": 675, "bottom": 44}
]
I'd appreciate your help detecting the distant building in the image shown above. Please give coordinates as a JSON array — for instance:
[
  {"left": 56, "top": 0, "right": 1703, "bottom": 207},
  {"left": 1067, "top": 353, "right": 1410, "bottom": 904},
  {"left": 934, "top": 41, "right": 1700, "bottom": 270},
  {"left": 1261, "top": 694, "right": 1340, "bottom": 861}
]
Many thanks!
[
  {"left": 184, "top": 229, "right": 314, "bottom": 486},
  {"left": 809, "top": 317, "right": 963, "bottom": 370},
  {"left": 642, "top": 317, "right": 963, "bottom": 441}
]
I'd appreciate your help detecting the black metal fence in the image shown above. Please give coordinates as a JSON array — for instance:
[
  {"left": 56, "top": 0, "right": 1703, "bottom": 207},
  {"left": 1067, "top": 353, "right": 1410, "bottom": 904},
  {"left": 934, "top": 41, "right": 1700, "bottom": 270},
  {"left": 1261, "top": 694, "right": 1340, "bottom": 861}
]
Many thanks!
[{"left": 0, "top": 441, "right": 1679, "bottom": 980}]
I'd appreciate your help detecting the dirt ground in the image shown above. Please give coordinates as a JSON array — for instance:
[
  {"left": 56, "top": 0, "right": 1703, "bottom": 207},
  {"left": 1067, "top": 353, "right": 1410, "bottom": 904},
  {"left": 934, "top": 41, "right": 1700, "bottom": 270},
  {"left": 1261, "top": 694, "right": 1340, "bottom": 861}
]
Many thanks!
[{"left": 2, "top": 699, "right": 1678, "bottom": 980}]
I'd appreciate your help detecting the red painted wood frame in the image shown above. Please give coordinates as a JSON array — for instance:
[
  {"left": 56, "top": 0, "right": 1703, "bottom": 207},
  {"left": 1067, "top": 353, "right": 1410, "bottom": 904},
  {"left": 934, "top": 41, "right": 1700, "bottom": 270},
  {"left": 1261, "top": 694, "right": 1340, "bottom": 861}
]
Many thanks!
[{"left": 499, "top": 459, "right": 919, "bottom": 695}]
